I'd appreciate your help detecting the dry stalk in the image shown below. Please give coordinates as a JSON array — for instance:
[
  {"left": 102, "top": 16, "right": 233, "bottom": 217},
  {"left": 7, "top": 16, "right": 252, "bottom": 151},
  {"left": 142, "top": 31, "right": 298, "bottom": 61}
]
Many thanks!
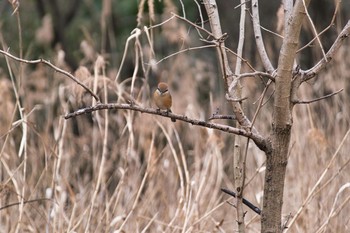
[
  {"left": 85, "top": 56, "right": 109, "bottom": 232},
  {"left": 285, "top": 128, "right": 350, "bottom": 231}
]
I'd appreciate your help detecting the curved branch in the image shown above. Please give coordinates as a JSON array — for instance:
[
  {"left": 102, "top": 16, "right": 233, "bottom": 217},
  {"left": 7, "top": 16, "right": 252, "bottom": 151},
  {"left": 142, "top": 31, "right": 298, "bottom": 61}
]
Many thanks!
[
  {"left": 0, "top": 49, "right": 100, "bottom": 102},
  {"left": 64, "top": 103, "right": 270, "bottom": 152},
  {"left": 251, "top": 0, "right": 275, "bottom": 73},
  {"left": 302, "top": 20, "right": 350, "bottom": 82}
]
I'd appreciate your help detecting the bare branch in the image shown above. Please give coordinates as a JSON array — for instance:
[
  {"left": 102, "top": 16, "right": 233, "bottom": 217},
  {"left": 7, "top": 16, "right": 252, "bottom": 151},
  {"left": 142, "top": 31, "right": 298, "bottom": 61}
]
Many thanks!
[
  {"left": 303, "top": 20, "right": 350, "bottom": 81},
  {"left": 259, "top": 24, "right": 284, "bottom": 39},
  {"left": 154, "top": 44, "right": 216, "bottom": 65},
  {"left": 178, "top": 0, "right": 186, "bottom": 18},
  {"left": 283, "top": 0, "right": 293, "bottom": 32},
  {"left": 172, "top": 13, "right": 215, "bottom": 39},
  {"left": 229, "top": 71, "right": 275, "bottom": 82},
  {"left": 251, "top": 80, "right": 273, "bottom": 127},
  {"left": 193, "top": 0, "right": 205, "bottom": 39},
  {"left": 235, "top": 0, "right": 246, "bottom": 76},
  {"left": 64, "top": 103, "right": 270, "bottom": 151},
  {"left": 221, "top": 188, "right": 261, "bottom": 215},
  {"left": 0, "top": 49, "right": 100, "bottom": 102},
  {"left": 225, "top": 94, "right": 248, "bottom": 102},
  {"left": 297, "top": 0, "right": 341, "bottom": 53},
  {"left": 224, "top": 46, "right": 256, "bottom": 72},
  {"left": 208, "top": 114, "right": 236, "bottom": 121},
  {"left": 301, "top": 0, "right": 327, "bottom": 61},
  {"left": 208, "top": 108, "right": 236, "bottom": 121},
  {"left": 201, "top": 1, "right": 271, "bottom": 166},
  {"left": 251, "top": 0, "right": 275, "bottom": 73},
  {"left": 234, "top": 0, "right": 250, "bottom": 10},
  {"left": 293, "top": 89, "right": 343, "bottom": 104},
  {"left": 233, "top": 3, "right": 248, "bottom": 228},
  {"left": 282, "top": 213, "right": 293, "bottom": 231},
  {"left": 147, "top": 15, "right": 176, "bottom": 30}
]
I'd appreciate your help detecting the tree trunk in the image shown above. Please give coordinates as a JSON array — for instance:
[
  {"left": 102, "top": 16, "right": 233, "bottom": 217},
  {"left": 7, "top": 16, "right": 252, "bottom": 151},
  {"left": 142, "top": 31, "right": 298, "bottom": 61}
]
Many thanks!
[
  {"left": 261, "top": 0, "right": 311, "bottom": 232},
  {"left": 261, "top": 127, "right": 290, "bottom": 233}
]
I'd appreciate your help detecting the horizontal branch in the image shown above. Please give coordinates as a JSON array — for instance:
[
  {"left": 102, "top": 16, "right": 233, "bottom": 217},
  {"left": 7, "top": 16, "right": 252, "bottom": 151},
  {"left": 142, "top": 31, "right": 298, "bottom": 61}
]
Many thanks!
[
  {"left": 209, "top": 114, "right": 236, "bottom": 121},
  {"left": 65, "top": 103, "right": 270, "bottom": 152},
  {"left": 0, "top": 49, "right": 100, "bottom": 102},
  {"left": 229, "top": 71, "right": 275, "bottom": 82}
]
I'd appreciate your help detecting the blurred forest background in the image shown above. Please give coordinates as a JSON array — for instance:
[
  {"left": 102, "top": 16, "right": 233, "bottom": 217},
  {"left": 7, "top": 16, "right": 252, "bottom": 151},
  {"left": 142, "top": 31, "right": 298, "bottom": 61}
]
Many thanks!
[{"left": 1, "top": 0, "right": 350, "bottom": 232}]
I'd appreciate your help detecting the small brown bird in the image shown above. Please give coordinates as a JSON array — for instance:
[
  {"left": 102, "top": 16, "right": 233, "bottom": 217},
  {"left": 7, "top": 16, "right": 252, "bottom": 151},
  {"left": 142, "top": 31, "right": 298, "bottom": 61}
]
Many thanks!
[{"left": 153, "top": 82, "right": 176, "bottom": 122}]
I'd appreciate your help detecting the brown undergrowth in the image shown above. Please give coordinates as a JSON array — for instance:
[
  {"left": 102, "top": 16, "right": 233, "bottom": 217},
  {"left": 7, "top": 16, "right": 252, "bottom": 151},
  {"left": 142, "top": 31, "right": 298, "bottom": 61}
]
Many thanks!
[{"left": 0, "top": 1, "right": 350, "bottom": 232}]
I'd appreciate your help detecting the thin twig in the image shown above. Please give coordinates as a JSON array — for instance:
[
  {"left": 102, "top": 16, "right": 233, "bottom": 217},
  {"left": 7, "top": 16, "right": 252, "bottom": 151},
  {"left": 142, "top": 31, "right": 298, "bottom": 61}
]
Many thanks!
[
  {"left": 303, "top": 20, "right": 350, "bottom": 81},
  {"left": 251, "top": 80, "right": 273, "bottom": 126},
  {"left": 293, "top": 89, "right": 343, "bottom": 104},
  {"left": 301, "top": 0, "right": 327, "bottom": 61},
  {"left": 260, "top": 24, "right": 284, "bottom": 39},
  {"left": 172, "top": 12, "right": 215, "bottom": 39},
  {"left": 147, "top": 15, "right": 176, "bottom": 30},
  {"left": 297, "top": 0, "right": 340, "bottom": 53},
  {"left": 0, "top": 198, "right": 52, "bottom": 211},
  {"left": 0, "top": 49, "right": 100, "bottom": 102},
  {"left": 234, "top": 0, "right": 251, "bottom": 10},
  {"left": 193, "top": 0, "right": 204, "bottom": 29},
  {"left": 281, "top": 213, "right": 292, "bottom": 231},
  {"left": 154, "top": 44, "right": 216, "bottom": 65},
  {"left": 178, "top": 0, "right": 186, "bottom": 19},
  {"left": 221, "top": 188, "right": 261, "bottom": 215},
  {"left": 224, "top": 46, "right": 256, "bottom": 72}
]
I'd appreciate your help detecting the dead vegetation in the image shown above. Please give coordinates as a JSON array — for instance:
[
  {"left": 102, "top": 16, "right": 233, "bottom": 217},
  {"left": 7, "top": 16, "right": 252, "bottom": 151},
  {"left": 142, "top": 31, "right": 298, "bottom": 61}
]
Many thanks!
[{"left": 0, "top": 0, "right": 350, "bottom": 232}]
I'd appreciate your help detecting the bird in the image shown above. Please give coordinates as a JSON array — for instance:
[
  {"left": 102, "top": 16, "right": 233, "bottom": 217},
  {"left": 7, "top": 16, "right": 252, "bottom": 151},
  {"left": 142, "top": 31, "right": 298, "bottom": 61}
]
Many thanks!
[{"left": 153, "top": 82, "right": 176, "bottom": 122}]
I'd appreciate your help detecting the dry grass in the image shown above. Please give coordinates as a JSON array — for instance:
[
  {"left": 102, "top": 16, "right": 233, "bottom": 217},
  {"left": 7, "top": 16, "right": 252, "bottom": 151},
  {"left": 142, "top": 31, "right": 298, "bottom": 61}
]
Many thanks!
[{"left": 1, "top": 1, "right": 350, "bottom": 233}]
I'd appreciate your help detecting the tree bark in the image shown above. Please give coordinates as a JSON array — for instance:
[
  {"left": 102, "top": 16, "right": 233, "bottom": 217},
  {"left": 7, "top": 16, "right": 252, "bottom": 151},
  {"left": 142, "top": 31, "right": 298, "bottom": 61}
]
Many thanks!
[{"left": 261, "top": 0, "right": 311, "bottom": 232}]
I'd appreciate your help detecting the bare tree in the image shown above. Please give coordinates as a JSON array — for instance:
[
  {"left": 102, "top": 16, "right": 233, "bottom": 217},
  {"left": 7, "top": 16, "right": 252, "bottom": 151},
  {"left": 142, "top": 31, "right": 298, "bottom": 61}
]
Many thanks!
[
  {"left": 203, "top": 0, "right": 349, "bottom": 232},
  {"left": 47, "top": 0, "right": 350, "bottom": 231},
  {"left": 1, "top": 0, "right": 350, "bottom": 232}
]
